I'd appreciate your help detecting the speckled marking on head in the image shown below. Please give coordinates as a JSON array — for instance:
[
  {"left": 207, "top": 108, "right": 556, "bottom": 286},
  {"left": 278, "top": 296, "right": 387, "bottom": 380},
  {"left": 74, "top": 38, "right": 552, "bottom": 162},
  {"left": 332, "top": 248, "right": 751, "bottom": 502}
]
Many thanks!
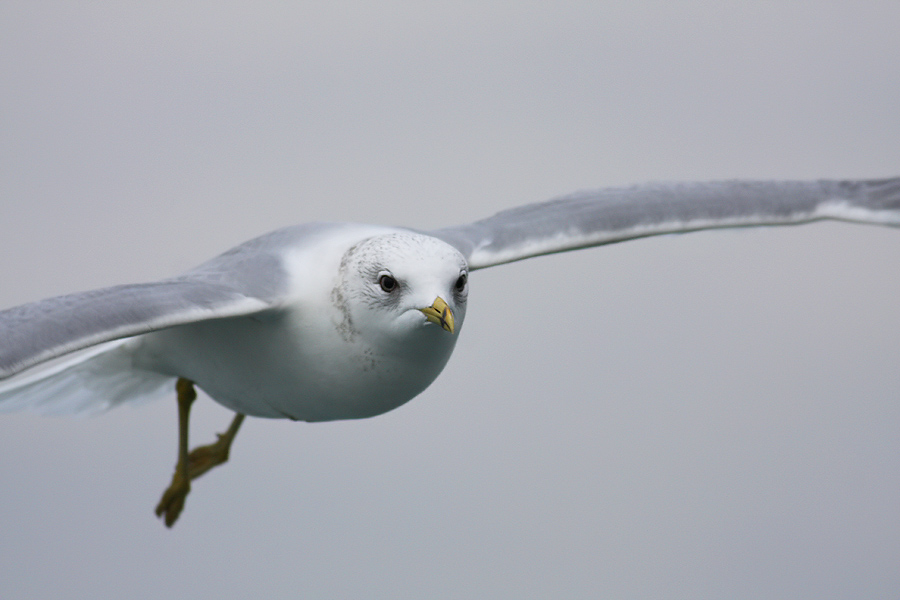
[{"left": 330, "top": 240, "right": 362, "bottom": 342}]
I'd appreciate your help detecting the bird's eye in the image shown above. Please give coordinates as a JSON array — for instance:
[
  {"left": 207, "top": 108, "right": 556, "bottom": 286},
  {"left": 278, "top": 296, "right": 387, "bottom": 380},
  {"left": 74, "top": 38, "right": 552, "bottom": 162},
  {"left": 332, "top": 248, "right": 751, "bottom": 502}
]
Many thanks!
[
  {"left": 455, "top": 272, "right": 468, "bottom": 292},
  {"left": 378, "top": 274, "right": 398, "bottom": 292}
]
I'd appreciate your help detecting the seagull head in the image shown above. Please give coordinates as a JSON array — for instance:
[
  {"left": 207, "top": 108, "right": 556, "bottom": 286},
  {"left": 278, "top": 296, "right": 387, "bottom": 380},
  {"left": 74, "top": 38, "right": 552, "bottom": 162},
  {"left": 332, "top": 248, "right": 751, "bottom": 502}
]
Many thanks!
[{"left": 334, "top": 231, "right": 469, "bottom": 350}]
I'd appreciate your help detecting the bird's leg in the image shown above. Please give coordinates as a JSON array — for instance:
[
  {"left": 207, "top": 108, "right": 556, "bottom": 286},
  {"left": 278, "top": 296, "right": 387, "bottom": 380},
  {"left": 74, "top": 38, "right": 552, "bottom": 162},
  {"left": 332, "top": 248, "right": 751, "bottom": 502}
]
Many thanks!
[
  {"left": 185, "top": 412, "right": 245, "bottom": 480},
  {"left": 155, "top": 377, "right": 197, "bottom": 527},
  {"left": 155, "top": 379, "right": 247, "bottom": 527}
]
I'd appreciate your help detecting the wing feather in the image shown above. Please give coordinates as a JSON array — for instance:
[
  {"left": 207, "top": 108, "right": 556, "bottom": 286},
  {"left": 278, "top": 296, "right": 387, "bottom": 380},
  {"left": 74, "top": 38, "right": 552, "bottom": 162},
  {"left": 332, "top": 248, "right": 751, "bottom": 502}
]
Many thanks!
[
  {"left": 0, "top": 279, "right": 270, "bottom": 379},
  {"left": 0, "top": 223, "right": 333, "bottom": 380},
  {"left": 430, "top": 178, "right": 900, "bottom": 269}
]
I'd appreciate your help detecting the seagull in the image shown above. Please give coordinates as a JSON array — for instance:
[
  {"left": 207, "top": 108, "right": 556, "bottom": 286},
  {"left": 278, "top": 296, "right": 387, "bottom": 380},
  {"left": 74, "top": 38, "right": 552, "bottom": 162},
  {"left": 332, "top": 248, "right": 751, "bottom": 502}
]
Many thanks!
[{"left": 1, "top": 178, "right": 898, "bottom": 526}]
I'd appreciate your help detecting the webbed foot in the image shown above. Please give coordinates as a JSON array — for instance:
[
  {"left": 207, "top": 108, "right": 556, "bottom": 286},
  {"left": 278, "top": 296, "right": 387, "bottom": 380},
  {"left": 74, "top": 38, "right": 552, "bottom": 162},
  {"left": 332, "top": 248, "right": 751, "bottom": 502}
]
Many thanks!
[
  {"left": 186, "top": 413, "right": 245, "bottom": 480},
  {"left": 155, "top": 471, "right": 191, "bottom": 527}
]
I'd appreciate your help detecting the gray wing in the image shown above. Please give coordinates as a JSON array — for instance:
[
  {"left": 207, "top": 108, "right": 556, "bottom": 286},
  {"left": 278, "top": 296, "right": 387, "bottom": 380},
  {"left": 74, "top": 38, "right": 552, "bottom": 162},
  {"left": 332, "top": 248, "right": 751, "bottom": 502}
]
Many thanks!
[
  {"left": 430, "top": 178, "right": 900, "bottom": 270},
  {"left": 0, "top": 224, "right": 310, "bottom": 380},
  {"left": 0, "top": 279, "right": 271, "bottom": 380}
]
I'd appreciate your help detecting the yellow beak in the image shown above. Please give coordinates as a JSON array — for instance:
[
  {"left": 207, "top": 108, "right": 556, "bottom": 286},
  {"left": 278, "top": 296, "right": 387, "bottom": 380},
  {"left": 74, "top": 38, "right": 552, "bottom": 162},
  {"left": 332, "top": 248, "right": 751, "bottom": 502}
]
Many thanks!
[{"left": 419, "top": 296, "right": 455, "bottom": 334}]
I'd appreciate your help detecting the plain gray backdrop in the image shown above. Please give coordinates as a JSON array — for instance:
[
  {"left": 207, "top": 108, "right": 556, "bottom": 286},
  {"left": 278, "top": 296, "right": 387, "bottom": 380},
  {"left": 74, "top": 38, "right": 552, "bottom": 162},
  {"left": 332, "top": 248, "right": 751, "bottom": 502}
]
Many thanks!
[{"left": 1, "top": 3, "right": 899, "bottom": 598}]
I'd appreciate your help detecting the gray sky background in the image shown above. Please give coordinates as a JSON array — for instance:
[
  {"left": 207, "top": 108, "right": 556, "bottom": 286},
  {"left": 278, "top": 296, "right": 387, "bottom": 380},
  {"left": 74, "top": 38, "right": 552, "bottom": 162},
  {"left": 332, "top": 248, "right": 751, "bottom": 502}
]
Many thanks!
[{"left": 1, "top": 3, "right": 899, "bottom": 598}]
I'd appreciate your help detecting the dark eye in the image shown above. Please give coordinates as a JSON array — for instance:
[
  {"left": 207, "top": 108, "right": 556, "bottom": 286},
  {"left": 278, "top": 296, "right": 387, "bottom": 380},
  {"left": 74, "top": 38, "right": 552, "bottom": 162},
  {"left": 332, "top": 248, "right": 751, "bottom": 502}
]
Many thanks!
[
  {"left": 455, "top": 272, "right": 468, "bottom": 292},
  {"left": 378, "top": 274, "right": 398, "bottom": 292}
]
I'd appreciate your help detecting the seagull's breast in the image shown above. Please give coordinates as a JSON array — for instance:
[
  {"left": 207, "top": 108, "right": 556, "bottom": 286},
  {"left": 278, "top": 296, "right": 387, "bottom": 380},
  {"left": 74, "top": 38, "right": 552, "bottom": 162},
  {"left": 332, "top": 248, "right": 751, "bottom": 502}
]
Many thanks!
[{"left": 132, "top": 306, "right": 453, "bottom": 421}]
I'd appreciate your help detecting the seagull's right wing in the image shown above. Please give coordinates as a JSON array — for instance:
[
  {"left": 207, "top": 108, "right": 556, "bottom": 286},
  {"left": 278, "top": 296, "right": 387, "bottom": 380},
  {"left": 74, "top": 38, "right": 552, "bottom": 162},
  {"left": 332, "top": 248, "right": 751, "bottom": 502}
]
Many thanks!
[
  {"left": 430, "top": 178, "right": 900, "bottom": 270},
  {"left": 0, "top": 222, "right": 318, "bottom": 380},
  {"left": 0, "top": 279, "right": 271, "bottom": 380}
]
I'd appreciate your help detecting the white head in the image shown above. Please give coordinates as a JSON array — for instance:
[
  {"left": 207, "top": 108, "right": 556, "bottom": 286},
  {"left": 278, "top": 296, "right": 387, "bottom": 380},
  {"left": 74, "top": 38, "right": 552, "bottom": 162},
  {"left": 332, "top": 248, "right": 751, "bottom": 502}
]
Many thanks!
[{"left": 332, "top": 231, "right": 469, "bottom": 352}]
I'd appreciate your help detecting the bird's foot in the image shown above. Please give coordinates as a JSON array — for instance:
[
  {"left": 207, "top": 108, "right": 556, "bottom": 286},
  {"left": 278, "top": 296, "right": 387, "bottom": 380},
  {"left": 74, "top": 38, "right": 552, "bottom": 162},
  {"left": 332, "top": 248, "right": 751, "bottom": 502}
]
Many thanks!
[
  {"left": 186, "top": 434, "right": 232, "bottom": 480},
  {"left": 155, "top": 470, "right": 191, "bottom": 528}
]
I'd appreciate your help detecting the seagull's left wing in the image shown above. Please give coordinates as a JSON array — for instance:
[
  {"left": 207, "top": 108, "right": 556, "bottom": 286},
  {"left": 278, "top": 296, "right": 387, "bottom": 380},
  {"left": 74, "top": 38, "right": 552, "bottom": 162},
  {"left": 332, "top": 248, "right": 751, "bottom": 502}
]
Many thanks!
[{"left": 429, "top": 178, "right": 900, "bottom": 270}]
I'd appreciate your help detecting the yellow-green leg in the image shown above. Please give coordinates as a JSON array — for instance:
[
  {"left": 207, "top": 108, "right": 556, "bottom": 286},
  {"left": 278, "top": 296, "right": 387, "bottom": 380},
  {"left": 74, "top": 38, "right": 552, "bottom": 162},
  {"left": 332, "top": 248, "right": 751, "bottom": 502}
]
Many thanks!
[
  {"left": 155, "top": 378, "right": 196, "bottom": 527},
  {"left": 155, "top": 378, "right": 246, "bottom": 527}
]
